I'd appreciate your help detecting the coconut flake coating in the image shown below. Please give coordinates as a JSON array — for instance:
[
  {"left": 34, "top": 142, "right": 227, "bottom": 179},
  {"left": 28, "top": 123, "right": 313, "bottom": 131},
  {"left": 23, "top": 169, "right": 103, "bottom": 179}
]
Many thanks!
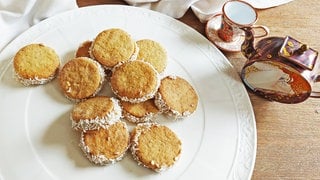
[
  {"left": 71, "top": 96, "right": 122, "bottom": 131},
  {"left": 154, "top": 75, "right": 198, "bottom": 119},
  {"left": 120, "top": 99, "right": 160, "bottom": 123},
  {"left": 13, "top": 43, "right": 60, "bottom": 86},
  {"left": 79, "top": 121, "right": 130, "bottom": 165}
]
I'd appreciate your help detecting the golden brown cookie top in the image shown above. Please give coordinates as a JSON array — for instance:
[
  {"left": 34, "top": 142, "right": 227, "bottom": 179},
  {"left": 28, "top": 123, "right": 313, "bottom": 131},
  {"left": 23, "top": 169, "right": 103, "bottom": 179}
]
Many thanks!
[
  {"left": 110, "top": 60, "right": 160, "bottom": 103},
  {"left": 90, "top": 28, "right": 136, "bottom": 68},
  {"left": 81, "top": 121, "right": 130, "bottom": 164},
  {"left": 121, "top": 99, "right": 159, "bottom": 123},
  {"left": 58, "top": 57, "right": 105, "bottom": 101},
  {"left": 71, "top": 96, "right": 116, "bottom": 122},
  {"left": 131, "top": 123, "right": 181, "bottom": 172},
  {"left": 13, "top": 43, "right": 60, "bottom": 81},
  {"left": 157, "top": 76, "right": 198, "bottom": 118},
  {"left": 136, "top": 39, "right": 167, "bottom": 73},
  {"left": 121, "top": 99, "right": 159, "bottom": 118}
]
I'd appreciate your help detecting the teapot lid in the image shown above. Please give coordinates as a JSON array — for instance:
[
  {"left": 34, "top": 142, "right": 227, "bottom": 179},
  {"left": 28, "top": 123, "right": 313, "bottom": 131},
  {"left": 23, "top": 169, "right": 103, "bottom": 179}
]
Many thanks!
[{"left": 279, "top": 36, "right": 318, "bottom": 70}]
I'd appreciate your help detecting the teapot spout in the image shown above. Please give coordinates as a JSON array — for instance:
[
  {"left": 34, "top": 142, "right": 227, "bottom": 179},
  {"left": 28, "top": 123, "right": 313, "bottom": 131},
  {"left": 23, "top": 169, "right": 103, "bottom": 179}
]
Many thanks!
[{"left": 241, "top": 27, "right": 256, "bottom": 60}]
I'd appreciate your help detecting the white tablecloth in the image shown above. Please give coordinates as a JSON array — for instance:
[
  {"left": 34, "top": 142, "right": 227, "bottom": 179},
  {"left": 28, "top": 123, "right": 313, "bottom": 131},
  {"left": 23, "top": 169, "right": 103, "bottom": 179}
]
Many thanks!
[
  {"left": 0, "top": 0, "right": 77, "bottom": 51},
  {"left": 124, "top": 0, "right": 294, "bottom": 22},
  {"left": 0, "top": 0, "right": 294, "bottom": 52}
]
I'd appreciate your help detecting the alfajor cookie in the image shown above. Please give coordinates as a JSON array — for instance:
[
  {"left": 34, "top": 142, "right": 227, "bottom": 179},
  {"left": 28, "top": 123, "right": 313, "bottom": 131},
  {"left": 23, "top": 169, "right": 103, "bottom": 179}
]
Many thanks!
[
  {"left": 58, "top": 57, "right": 105, "bottom": 101},
  {"left": 71, "top": 96, "right": 122, "bottom": 131},
  {"left": 90, "top": 28, "right": 138, "bottom": 70},
  {"left": 130, "top": 123, "right": 182, "bottom": 172},
  {"left": 75, "top": 40, "right": 92, "bottom": 58},
  {"left": 155, "top": 75, "right": 198, "bottom": 119},
  {"left": 120, "top": 99, "right": 159, "bottom": 123},
  {"left": 110, "top": 60, "right": 160, "bottom": 103},
  {"left": 80, "top": 121, "right": 130, "bottom": 165},
  {"left": 13, "top": 43, "right": 60, "bottom": 86},
  {"left": 136, "top": 39, "right": 167, "bottom": 74}
]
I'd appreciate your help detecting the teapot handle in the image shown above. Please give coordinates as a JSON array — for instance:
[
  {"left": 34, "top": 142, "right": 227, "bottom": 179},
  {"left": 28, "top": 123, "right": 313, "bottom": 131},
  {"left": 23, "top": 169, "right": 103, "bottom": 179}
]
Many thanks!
[
  {"left": 241, "top": 27, "right": 256, "bottom": 60},
  {"left": 252, "top": 25, "right": 270, "bottom": 38},
  {"left": 310, "top": 75, "right": 320, "bottom": 97},
  {"left": 240, "top": 25, "right": 270, "bottom": 60}
]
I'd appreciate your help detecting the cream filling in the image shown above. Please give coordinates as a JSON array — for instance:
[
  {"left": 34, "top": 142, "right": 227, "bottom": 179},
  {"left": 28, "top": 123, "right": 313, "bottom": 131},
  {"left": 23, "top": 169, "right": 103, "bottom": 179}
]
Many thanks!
[
  {"left": 71, "top": 97, "right": 122, "bottom": 131},
  {"left": 79, "top": 121, "right": 129, "bottom": 165}
]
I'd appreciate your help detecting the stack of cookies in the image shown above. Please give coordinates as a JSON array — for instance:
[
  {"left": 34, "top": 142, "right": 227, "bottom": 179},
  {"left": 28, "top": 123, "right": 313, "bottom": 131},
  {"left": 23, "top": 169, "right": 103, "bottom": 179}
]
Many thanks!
[
  {"left": 131, "top": 123, "right": 182, "bottom": 172},
  {"left": 12, "top": 28, "right": 199, "bottom": 172},
  {"left": 13, "top": 43, "right": 60, "bottom": 86},
  {"left": 71, "top": 96, "right": 130, "bottom": 165}
]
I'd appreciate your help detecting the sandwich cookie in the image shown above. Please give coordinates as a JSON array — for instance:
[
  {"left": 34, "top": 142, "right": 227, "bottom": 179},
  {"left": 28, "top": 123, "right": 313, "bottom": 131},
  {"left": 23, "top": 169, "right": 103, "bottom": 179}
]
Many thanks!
[
  {"left": 110, "top": 60, "right": 160, "bottom": 103},
  {"left": 80, "top": 121, "right": 130, "bottom": 165},
  {"left": 136, "top": 39, "right": 167, "bottom": 74},
  {"left": 75, "top": 40, "right": 92, "bottom": 58},
  {"left": 120, "top": 99, "right": 160, "bottom": 123},
  {"left": 155, "top": 75, "right": 198, "bottom": 119},
  {"left": 71, "top": 96, "right": 122, "bottom": 131},
  {"left": 58, "top": 57, "right": 105, "bottom": 101},
  {"left": 90, "top": 28, "right": 138, "bottom": 70},
  {"left": 13, "top": 43, "right": 60, "bottom": 86},
  {"left": 130, "top": 123, "right": 182, "bottom": 172}
]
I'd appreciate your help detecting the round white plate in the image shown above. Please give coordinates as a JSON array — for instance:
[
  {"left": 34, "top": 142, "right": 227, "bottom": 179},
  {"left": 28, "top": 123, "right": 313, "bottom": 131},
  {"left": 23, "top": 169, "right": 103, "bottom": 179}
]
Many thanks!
[{"left": 0, "top": 5, "right": 256, "bottom": 180}]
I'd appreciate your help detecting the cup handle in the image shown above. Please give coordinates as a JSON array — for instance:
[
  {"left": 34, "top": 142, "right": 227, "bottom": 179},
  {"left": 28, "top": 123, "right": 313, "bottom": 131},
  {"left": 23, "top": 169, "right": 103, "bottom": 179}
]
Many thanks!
[
  {"left": 310, "top": 75, "right": 320, "bottom": 97},
  {"left": 252, "top": 25, "right": 270, "bottom": 38}
]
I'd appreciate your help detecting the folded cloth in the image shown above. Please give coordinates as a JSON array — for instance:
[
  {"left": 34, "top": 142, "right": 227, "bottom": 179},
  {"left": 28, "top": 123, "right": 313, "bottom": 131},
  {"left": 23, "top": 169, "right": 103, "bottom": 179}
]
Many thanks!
[
  {"left": 0, "top": 0, "right": 78, "bottom": 52},
  {"left": 124, "top": 0, "right": 294, "bottom": 22}
]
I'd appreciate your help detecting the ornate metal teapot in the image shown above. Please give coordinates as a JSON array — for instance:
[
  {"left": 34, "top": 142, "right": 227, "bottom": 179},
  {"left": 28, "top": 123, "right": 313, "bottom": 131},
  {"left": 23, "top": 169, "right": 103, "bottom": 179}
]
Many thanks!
[{"left": 240, "top": 27, "right": 320, "bottom": 103}]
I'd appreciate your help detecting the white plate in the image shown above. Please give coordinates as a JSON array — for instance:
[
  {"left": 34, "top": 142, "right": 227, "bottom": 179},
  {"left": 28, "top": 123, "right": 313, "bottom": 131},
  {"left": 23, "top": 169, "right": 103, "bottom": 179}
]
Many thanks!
[{"left": 0, "top": 5, "right": 256, "bottom": 180}]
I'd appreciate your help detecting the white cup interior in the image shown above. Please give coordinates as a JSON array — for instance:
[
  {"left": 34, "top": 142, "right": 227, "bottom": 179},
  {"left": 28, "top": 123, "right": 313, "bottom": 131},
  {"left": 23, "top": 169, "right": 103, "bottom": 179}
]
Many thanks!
[{"left": 224, "top": 1, "right": 257, "bottom": 25}]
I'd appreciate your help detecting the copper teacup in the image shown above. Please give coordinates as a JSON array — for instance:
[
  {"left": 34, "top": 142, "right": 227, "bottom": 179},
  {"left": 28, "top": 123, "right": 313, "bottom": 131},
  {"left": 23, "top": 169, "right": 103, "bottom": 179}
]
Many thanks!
[{"left": 206, "top": 0, "right": 269, "bottom": 52}]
